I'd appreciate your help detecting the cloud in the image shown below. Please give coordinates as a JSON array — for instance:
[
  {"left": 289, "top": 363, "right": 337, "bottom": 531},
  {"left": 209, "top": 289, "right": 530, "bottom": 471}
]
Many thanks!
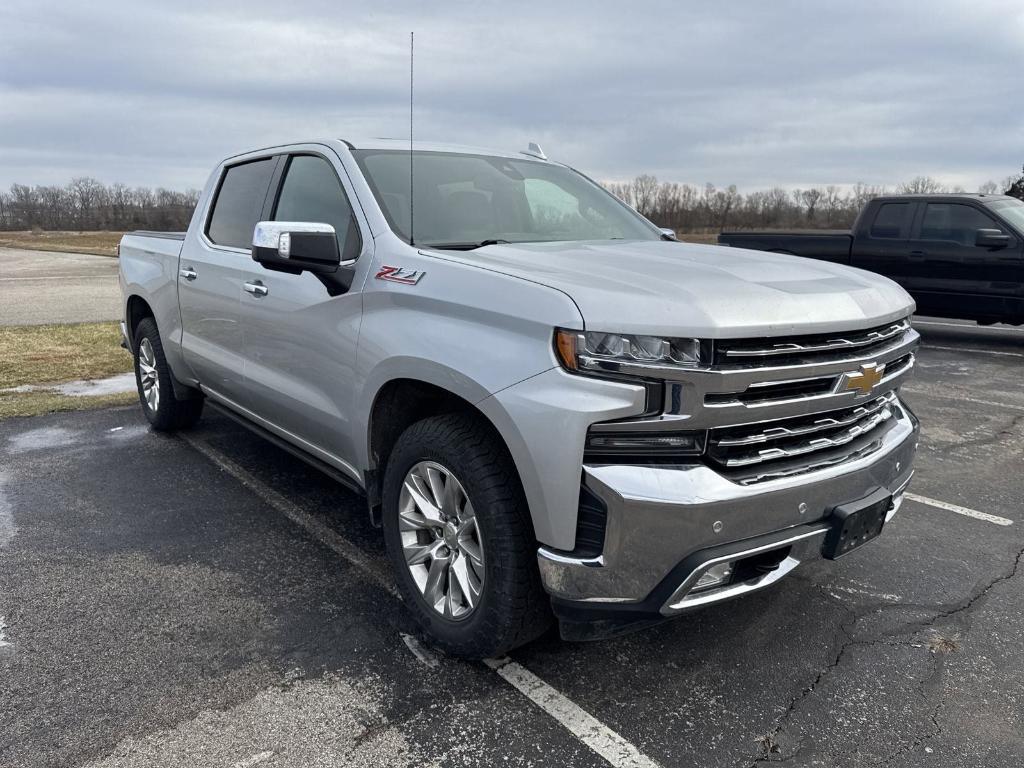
[{"left": 1, "top": 0, "right": 1022, "bottom": 191}]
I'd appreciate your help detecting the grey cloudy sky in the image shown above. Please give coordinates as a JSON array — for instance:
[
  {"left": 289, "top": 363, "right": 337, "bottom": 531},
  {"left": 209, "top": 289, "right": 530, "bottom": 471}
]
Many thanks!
[{"left": 1, "top": 0, "right": 1021, "bottom": 192}]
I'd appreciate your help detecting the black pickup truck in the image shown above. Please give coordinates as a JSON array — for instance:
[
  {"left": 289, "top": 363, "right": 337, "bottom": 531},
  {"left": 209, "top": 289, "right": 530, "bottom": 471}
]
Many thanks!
[{"left": 719, "top": 194, "right": 1024, "bottom": 325}]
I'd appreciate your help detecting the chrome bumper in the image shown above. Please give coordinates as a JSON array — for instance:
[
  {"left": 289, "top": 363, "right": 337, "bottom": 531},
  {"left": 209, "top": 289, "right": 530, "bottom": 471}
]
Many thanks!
[{"left": 538, "top": 398, "right": 919, "bottom": 616}]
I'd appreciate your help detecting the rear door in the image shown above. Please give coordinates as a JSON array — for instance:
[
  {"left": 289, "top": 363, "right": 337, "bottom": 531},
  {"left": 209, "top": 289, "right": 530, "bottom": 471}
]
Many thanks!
[
  {"left": 239, "top": 149, "right": 368, "bottom": 472},
  {"left": 851, "top": 201, "right": 917, "bottom": 284},
  {"left": 178, "top": 156, "right": 277, "bottom": 402},
  {"left": 907, "top": 201, "right": 1021, "bottom": 316}
]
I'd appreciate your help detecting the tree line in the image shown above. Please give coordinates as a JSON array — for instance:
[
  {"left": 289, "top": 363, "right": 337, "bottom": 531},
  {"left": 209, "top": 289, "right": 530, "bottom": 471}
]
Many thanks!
[
  {"left": 2, "top": 166, "right": 1022, "bottom": 234},
  {"left": 0, "top": 178, "right": 200, "bottom": 232},
  {"left": 604, "top": 169, "right": 1024, "bottom": 232}
]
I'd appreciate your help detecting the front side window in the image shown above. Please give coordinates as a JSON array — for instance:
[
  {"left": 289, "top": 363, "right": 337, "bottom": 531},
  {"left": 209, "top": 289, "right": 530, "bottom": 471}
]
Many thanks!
[
  {"left": 352, "top": 150, "right": 660, "bottom": 249},
  {"left": 919, "top": 203, "right": 1000, "bottom": 246},
  {"left": 206, "top": 158, "right": 275, "bottom": 249},
  {"left": 273, "top": 155, "right": 360, "bottom": 260}
]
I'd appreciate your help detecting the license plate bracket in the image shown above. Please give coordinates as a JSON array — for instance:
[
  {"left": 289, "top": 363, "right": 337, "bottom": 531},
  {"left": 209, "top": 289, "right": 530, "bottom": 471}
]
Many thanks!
[{"left": 822, "top": 488, "right": 892, "bottom": 560}]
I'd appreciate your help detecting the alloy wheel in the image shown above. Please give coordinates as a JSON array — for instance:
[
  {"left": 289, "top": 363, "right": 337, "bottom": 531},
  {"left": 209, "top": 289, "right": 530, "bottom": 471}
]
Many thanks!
[
  {"left": 138, "top": 337, "right": 160, "bottom": 412},
  {"left": 398, "top": 460, "right": 485, "bottom": 620}
]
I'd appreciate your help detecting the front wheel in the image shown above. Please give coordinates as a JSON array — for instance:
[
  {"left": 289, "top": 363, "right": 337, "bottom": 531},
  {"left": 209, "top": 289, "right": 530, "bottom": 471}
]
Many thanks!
[
  {"left": 382, "top": 413, "right": 551, "bottom": 658},
  {"left": 132, "top": 317, "right": 204, "bottom": 431}
]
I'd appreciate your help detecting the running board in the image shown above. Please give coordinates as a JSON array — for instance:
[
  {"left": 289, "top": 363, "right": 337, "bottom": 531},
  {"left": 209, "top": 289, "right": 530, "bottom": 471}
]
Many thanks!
[{"left": 205, "top": 400, "right": 365, "bottom": 497}]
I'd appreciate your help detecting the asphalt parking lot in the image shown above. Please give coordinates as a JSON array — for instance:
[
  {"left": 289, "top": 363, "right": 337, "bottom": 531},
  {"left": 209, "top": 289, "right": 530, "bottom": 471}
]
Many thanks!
[
  {"left": 1, "top": 318, "right": 1022, "bottom": 767},
  {"left": 0, "top": 247, "right": 120, "bottom": 325}
]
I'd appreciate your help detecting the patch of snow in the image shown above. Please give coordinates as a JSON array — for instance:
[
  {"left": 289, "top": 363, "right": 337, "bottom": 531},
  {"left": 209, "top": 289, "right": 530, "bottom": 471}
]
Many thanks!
[
  {"left": 7, "top": 426, "right": 81, "bottom": 453},
  {"left": 0, "top": 371, "right": 136, "bottom": 397}
]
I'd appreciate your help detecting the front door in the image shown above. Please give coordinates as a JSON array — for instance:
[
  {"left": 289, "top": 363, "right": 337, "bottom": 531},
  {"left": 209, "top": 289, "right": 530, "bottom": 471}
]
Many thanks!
[
  {"left": 178, "top": 156, "right": 277, "bottom": 403},
  {"left": 907, "top": 201, "right": 1022, "bottom": 317},
  {"left": 240, "top": 151, "right": 367, "bottom": 471}
]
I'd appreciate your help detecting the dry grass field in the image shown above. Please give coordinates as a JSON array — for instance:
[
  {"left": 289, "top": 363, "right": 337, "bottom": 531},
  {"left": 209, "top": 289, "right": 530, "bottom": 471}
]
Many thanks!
[
  {"left": 0, "top": 230, "right": 123, "bottom": 256},
  {"left": 0, "top": 322, "right": 134, "bottom": 418}
]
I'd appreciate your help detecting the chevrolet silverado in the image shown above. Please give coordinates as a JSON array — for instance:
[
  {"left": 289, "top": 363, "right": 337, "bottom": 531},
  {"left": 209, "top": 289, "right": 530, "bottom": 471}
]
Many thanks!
[{"left": 119, "top": 139, "right": 920, "bottom": 657}]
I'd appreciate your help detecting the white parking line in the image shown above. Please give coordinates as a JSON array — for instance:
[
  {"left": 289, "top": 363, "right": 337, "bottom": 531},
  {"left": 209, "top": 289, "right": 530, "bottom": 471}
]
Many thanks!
[
  {"left": 915, "top": 320, "right": 1024, "bottom": 334},
  {"left": 180, "top": 434, "right": 400, "bottom": 597},
  {"left": 485, "top": 657, "right": 661, "bottom": 768},
  {"left": 923, "top": 344, "right": 1024, "bottom": 359},
  {"left": 0, "top": 616, "right": 12, "bottom": 649},
  {"left": 904, "top": 493, "right": 1013, "bottom": 527},
  {"left": 184, "top": 434, "right": 659, "bottom": 768},
  {"left": 400, "top": 633, "right": 440, "bottom": 669},
  {"left": 828, "top": 584, "right": 901, "bottom": 602},
  {"left": 902, "top": 386, "right": 1024, "bottom": 413},
  {"left": 230, "top": 751, "right": 275, "bottom": 768}
]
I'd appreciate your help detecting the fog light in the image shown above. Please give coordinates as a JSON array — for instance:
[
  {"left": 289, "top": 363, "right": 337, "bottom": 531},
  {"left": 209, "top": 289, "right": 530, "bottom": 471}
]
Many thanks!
[
  {"left": 584, "top": 430, "right": 706, "bottom": 457},
  {"left": 694, "top": 562, "right": 733, "bottom": 591}
]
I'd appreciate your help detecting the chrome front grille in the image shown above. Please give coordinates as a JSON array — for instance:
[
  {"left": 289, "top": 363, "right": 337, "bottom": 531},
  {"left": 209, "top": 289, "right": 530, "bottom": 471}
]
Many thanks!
[
  {"left": 591, "top": 317, "right": 918, "bottom": 482},
  {"left": 707, "top": 392, "right": 898, "bottom": 479},
  {"left": 713, "top": 319, "right": 912, "bottom": 368}
]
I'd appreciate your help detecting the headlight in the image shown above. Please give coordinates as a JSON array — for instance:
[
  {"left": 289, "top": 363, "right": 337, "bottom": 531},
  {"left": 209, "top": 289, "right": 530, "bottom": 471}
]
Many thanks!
[{"left": 555, "top": 329, "right": 702, "bottom": 375}]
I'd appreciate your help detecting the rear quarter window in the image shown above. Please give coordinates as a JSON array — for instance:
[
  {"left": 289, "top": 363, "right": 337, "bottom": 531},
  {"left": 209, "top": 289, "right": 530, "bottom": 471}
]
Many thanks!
[
  {"left": 206, "top": 158, "right": 276, "bottom": 249},
  {"left": 869, "top": 202, "right": 912, "bottom": 239}
]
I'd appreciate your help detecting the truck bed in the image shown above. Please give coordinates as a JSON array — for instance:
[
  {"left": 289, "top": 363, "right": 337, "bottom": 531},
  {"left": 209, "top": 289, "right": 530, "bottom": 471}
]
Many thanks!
[
  {"left": 119, "top": 231, "right": 186, "bottom": 261},
  {"left": 717, "top": 230, "right": 853, "bottom": 264}
]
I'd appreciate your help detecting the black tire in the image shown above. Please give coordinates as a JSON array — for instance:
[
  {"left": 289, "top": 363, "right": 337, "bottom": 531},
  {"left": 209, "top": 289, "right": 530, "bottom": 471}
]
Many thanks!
[
  {"left": 382, "top": 413, "right": 551, "bottom": 658},
  {"left": 132, "top": 317, "right": 204, "bottom": 431}
]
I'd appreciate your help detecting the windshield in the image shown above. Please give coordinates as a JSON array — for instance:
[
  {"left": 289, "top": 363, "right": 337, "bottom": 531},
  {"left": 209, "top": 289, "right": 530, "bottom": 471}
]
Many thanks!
[
  {"left": 352, "top": 149, "right": 660, "bottom": 248},
  {"left": 986, "top": 198, "right": 1024, "bottom": 233}
]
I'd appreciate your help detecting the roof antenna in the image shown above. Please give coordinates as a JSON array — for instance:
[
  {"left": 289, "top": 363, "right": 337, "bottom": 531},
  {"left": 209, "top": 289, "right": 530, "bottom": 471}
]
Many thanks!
[{"left": 408, "top": 31, "right": 415, "bottom": 247}]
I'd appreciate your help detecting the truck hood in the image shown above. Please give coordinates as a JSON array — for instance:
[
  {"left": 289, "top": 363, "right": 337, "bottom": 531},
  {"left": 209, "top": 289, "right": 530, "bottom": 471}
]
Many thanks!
[{"left": 446, "top": 239, "right": 915, "bottom": 337}]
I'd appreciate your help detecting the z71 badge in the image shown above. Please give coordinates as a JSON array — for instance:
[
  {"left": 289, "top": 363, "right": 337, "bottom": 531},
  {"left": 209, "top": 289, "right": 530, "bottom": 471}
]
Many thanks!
[{"left": 375, "top": 265, "right": 425, "bottom": 285}]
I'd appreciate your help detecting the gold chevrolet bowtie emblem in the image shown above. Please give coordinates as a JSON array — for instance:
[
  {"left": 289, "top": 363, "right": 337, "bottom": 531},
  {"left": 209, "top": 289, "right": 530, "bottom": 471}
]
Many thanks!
[{"left": 841, "top": 362, "right": 885, "bottom": 395}]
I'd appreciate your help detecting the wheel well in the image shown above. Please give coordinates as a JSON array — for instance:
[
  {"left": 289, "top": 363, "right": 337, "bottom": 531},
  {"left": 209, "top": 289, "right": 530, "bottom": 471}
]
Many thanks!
[
  {"left": 365, "top": 379, "right": 524, "bottom": 529},
  {"left": 125, "top": 295, "right": 155, "bottom": 351}
]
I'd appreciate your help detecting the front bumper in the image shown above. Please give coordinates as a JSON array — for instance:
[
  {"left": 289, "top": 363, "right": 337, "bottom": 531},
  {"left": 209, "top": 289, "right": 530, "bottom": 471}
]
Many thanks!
[{"left": 538, "top": 398, "right": 919, "bottom": 623}]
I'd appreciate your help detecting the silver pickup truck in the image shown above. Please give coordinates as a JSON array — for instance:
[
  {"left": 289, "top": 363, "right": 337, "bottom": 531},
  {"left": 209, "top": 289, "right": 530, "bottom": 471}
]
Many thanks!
[{"left": 119, "top": 139, "right": 920, "bottom": 657}]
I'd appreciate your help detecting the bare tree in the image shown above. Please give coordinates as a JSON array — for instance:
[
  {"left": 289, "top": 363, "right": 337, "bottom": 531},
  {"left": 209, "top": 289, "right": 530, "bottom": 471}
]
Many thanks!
[
  {"left": 0, "top": 178, "right": 198, "bottom": 232},
  {"left": 796, "top": 188, "right": 824, "bottom": 224},
  {"left": 630, "top": 174, "right": 660, "bottom": 218},
  {"left": 897, "top": 176, "right": 946, "bottom": 194},
  {"left": 1006, "top": 165, "right": 1024, "bottom": 201}
]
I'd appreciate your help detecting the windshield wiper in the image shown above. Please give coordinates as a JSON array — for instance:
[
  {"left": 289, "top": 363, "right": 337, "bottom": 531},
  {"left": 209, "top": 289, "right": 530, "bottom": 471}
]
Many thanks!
[{"left": 425, "top": 239, "right": 510, "bottom": 251}]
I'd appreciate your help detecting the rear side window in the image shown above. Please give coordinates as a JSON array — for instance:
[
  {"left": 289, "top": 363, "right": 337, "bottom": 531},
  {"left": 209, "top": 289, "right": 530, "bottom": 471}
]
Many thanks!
[
  {"left": 869, "top": 203, "right": 912, "bottom": 239},
  {"left": 919, "top": 203, "right": 1000, "bottom": 245},
  {"left": 206, "top": 158, "right": 275, "bottom": 249},
  {"left": 273, "top": 155, "right": 361, "bottom": 260}
]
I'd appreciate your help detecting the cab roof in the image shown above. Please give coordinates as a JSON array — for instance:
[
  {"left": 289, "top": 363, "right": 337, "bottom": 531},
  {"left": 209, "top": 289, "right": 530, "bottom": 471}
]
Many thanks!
[
  {"left": 873, "top": 192, "right": 1017, "bottom": 203},
  {"left": 342, "top": 137, "right": 553, "bottom": 162}
]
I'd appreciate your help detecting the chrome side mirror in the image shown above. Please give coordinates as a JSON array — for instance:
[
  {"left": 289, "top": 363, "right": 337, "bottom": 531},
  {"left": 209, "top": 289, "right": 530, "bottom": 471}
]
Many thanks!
[
  {"left": 252, "top": 221, "right": 358, "bottom": 296},
  {"left": 252, "top": 221, "right": 340, "bottom": 273},
  {"left": 658, "top": 227, "right": 678, "bottom": 241}
]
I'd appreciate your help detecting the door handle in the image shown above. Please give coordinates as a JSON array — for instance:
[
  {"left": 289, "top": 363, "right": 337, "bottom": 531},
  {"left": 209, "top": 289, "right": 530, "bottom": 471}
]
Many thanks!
[
  {"left": 908, "top": 250, "right": 927, "bottom": 260},
  {"left": 179, "top": 267, "right": 198, "bottom": 281},
  {"left": 243, "top": 280, "right": 269, "bottom": 297}
]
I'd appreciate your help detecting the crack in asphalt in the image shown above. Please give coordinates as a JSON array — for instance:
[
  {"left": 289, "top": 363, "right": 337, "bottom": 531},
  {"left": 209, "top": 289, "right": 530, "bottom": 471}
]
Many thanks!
[
  {"left": 743, "top": 542, "right": 1024, "bottom": 766},
  {"left": 876, "top": 652, "right": 945, "bottom": 767}
]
